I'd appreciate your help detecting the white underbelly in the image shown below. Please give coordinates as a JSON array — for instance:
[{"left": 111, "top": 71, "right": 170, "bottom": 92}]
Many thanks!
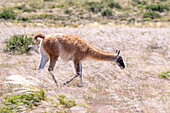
[{"left": 59, "top": 51, "right": 75, "bottom": 62}]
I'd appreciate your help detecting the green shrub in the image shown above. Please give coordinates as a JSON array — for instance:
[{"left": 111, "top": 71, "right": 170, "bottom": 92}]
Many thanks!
[
  {"left": 4, "top": 34, "right": 35, "bottom": 54},
  {"left": 44, "top": 0, "right": 56, "bottom": 1},
  {"left": 0, "top": 89, "right": 45, "bottom": 112},
  {"left": 128, "top": 18, "right": 135, "bottom": 23},
  {"left": 23, "top": 8, "right": 36, "bottom": 13},
  {"left": 64, "top": 9, "right": 72, "bottom": 14},
  {"left": 17, "top": 17, "right": 30, "bottom": 22},
  {"left": 33, "top": 14, "right": 55, "bottom": 19},
  {"left": 142, "top": 12, "right": 161, "bottom": 19},
  {"left": 146, "top": 4, "right": 169, "bottom": 12},
  {"left": 132, "top": 0, "right": 147, "bottom": 5},
  {"left": 85, "top": 1, "right": 98, "bottom": 6},
  {"left": 158, "top": 70, "right": 170, "bottom": 79},
  {"left": 108, "top": 1, "right": 122, "bottom": 9},
  {"left": 29, "top": 2, "right": 44, "bottom": 9},
  {"left": 0, "top": 9, "right": 16, "bottom": 20},
  {"left": 101, "top": 8, "right": 113, "bottom": 17},
  {"left": 14, "top": 5, "right": 36, "bottom": 12},
  {"left": 15, "top": 5, "right": 26, "bottom": 10},
  {"left": 85, "top": 1, "right": 103, "bottom": 13}
]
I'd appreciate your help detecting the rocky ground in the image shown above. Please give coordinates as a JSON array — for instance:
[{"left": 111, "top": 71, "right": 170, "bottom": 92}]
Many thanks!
[{"left": 0, "top": 25, "right": 169, "bottom": 112}]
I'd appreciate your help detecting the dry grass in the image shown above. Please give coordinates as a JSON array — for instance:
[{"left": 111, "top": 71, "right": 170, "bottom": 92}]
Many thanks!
[{"left": 0, "top": 26, "right": 169, "bottom": 112}]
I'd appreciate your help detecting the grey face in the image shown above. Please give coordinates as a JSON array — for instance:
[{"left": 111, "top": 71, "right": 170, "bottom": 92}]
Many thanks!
[{"left": 116, "top": 56, "right": 125, "bottom": 69}]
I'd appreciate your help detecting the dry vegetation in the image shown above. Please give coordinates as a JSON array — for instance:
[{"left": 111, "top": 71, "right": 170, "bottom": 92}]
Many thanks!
[
  {"left": 0, "top": 0, "right": 169, "bottom": 27},
  {"left": 0, "top": 0, "right": 170, "bottom": 112},
  {"left": 0, "top": 26, "right": 169, "bottom": 112}
]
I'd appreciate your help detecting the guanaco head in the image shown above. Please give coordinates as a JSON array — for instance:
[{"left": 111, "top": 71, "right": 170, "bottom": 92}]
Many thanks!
[{"left": 115, "top": 50, "right": 125, "bottom": 69}]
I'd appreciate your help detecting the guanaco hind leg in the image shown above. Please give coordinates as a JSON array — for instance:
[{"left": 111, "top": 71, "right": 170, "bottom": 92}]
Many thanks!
[
  {"left": 64, "top": 61, "right": 82, "bottom": 87},
  {"left": 38, "top": 41, "right": 49, "bottom": 72},
  {"left": 48, "top": 56, "right": 58, "bottom": 86}
]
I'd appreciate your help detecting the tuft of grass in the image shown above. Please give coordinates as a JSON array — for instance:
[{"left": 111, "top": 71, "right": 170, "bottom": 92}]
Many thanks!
[
  {"left": 0, "top": 9, "right": 16, "bottom": 20},
  {"left": 108, "top": 1, "right": 122, "bottom": 9},
  {"left": 128, "top": 18, "right": 135, "bottom": 24},
  {"left": 4, "top": 34, "right": 35, "bottom": 54},
  {"left": 142, "top": 12, "right": 161, "bottom": 19},
  {"left": 0, "top": 89, "right": 46, "bottom": 112},
  {"left": 64, "top": 9, "right": 72, "bottom": 14},
  {"left": 132, "top": 0, "right": 147, "bottom": 5},
  {"left": 57, "top": 94, "right": 76, "bottom": 108},
  {"left": 29, "top": 2, "right": 44, "bottom": 9},
  {"left": 14, "top": 5, "right": 36, "bottom": 13},
  {"left": 17, "top": 17, "right": 31, "bottom": 22},
  {"left": 158, "top": 70, "right": 170, "bottom": 79},
  {"left": 146, "top": 4, "right": 169, "bottom": 12},
  {"left": 101, "top": 7, "right": 113, "bottom": 17}
]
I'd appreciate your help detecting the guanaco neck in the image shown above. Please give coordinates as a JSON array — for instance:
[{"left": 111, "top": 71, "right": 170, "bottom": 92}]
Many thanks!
[{"left": 88, "top": 47, "right": 117, "bottom": 61}]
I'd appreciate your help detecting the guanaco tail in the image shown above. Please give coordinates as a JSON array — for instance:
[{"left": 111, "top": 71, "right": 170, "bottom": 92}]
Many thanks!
[{"left": 34, "top": 33, "right": 125, "bottom": 87}]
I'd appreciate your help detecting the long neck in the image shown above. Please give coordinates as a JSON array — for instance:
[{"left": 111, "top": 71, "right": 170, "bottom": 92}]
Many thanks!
[{"left": 88, "top": 47, "right": 117, "bottom": 61}]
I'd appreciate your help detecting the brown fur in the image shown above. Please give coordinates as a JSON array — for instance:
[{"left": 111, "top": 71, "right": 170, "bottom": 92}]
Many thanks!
[{"left": 35, "top": 33, "right": 117, "bottom": 62}]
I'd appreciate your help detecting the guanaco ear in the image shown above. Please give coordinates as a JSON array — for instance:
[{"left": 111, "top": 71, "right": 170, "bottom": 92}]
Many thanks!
[{"left": 116, "top": 50, "right": 120, "bottom": 56}]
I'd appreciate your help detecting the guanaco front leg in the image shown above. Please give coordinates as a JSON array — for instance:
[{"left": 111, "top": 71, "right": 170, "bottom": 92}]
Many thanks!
[
  {"left": 64, "top": 61, "right": 82, "bottom": 87},
  {"left": 48, "top": 56, "right": 58, "bottom": 86}
]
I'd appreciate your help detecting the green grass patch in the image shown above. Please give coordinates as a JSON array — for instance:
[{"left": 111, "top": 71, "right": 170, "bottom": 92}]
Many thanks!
[
  {"left": 57, "top": 94, "right": 76, "bottom": 108},
  {"left": 29, "top": 2, "right": 44, "bottom": 9},
  {"left": 56, "top": 4, "right": 65, "bottom": 8},
  {"left": 32, "top": 14, "right": 55, "bottom": 19},
  {"left": 4, "top": 34, "right": 35, "bottom": 54},
  {"left": 132, "top": 0, "right": 147, "bottom": 5},
  {"left": 101, "top": 8, "right": 113, "bottom": 17},
  {"left": 142, "top": 12, "right": 161, "bottom": 19},
  {"left": 146, "top": 4, "right": 169, "bottom": 12},
  {"left": 15, "top": 5, "right": 36, "bottom": 13},
  {"left": 107, "top": 1, "right": 122, "bottom": 9},
  {"left": 158, "top": 70, "right": 170, "bottom": 79},
  {"left": 0, "top": 89, "right": 45, "bottom": 112},
  {"left": 0, "top": 9, "right": 16, "bottom": 20},
  {"left": 17, "top": 17, "right": 31, "bottom": 22},
  {"left": 127, "top": 18, "right": 135, "bottom": 23}
]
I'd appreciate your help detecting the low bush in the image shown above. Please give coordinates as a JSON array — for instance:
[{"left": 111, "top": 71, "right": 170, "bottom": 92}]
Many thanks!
[
  {"left": 44, "top": 0, "right": 56, "bottom": 1},
  {"left": 101, "top": 8, "right": 113, "bottom": 17},
  {"left": 29, "top": 2, "right": 44, "bottom": 9},
  {"left": 132, "top": 0, "right": 147, "bottom": 5},
  {"left": 85, "top": 1, "right": 103, "bottom": 13},
  {"left": 15, "top": 5, "right": 36, "bottom": 12},
  {"left": 108, "top": 1, "right": 122, "bottom": 9},
  {"left": 142, "top": 12, "right": 161, "bottom": 19},
  {"left": 128, "top": 18, "right": 135, "bottom": 23},
  {"left": 4, "top": 34, "right": 35, "bottom": 54},
  {"left": 0, "top": 9, "right": 16, "bottom": 20},
  {"left": 17, "top": 17, "right": 30, "bottom": 22},
  {"left": 146, "top": 4, "right": 169, "bottom": 12},
  {"left": 64, "top": 9, "right": 72, "bottom": 14}
]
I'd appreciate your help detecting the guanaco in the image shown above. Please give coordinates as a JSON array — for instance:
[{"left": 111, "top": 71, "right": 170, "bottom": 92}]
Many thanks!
[{"left": 34, "top": 33, "right": 125, "bottom": 87}]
